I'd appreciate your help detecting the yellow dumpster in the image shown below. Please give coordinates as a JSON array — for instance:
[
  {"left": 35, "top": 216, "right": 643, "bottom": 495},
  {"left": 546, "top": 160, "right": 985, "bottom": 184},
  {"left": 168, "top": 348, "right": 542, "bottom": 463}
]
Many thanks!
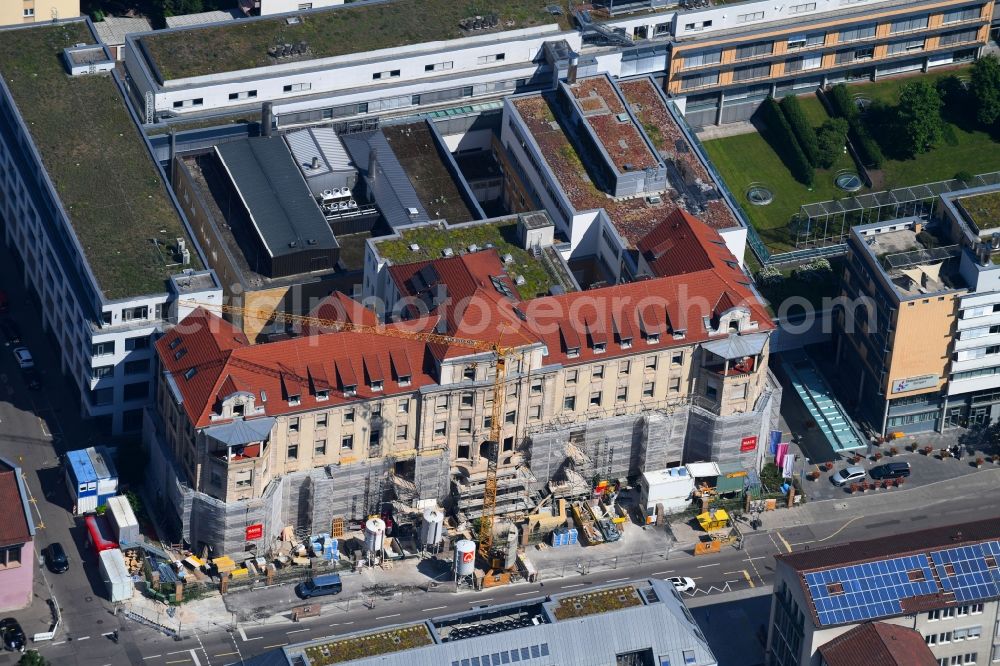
[{"left": 696, "top": 508, "right": 730, "bottom": 532}]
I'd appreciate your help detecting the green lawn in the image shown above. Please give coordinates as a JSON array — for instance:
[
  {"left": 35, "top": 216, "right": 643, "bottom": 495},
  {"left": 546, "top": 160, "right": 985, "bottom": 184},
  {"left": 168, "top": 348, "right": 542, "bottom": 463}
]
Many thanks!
[
  {"left": 703, "top": 129, "right": 859, "bottom": 252},
  {"left": 704, "top": 67, "right": 1000, "bottom": 255}
]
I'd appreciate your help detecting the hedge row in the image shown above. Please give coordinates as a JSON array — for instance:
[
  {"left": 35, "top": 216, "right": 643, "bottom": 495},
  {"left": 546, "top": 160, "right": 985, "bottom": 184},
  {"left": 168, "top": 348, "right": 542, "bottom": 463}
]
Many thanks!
[
  {"left": 759, "top": 97, "right": 814, "bottom": 186},
  {"left": 779, "top": 95, "right": 820, "bottom": 167},
  {"left": 826, "top": 84, "right": 883, "bottom": 168}
]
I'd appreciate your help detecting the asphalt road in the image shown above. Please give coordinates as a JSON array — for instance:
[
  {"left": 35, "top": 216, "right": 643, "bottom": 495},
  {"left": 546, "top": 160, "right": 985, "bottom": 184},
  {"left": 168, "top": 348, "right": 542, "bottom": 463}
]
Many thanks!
[{"left": 20, "top": 494, "right": 986, "bottom": 666}]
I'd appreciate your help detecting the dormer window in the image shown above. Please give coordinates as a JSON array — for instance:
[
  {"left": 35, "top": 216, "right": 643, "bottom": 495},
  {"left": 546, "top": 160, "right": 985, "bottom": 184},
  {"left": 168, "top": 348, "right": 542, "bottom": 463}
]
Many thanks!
[
  {"left": 168, "top": 337, "right": 182, "bottom": 350},
  {"left": 183, "top": 367, "right": 197, "bottom": 380},
  {"left": 233, "top": 403, "right": 245, "bottom": 417},
  {"left": 288, "top": 393, "right": 301, "bottom": 406},
  {"left": 316, "top": 389, "right": 329, "bottom": 401},
  {"left": 673, "top": 330, "right": 686, "bottom": 340},
  {"left": 567, "top": 346, "right": 581, "bottom": 358},
  {"left": 174, "top": 347, "right": 188, "bottom": 361},
  {"left": 463, "top": 366, "right": 476, "bottom": 381},
  {"left": 399, "top": 374, "right": 412, "bottom": 387},
  {"left": 260, "top": 390, "right": 268, "bottom": 403},
  {"left": 371, "top": 380, "right": 384, "bottom": 392},
  {"left": 729, "top": 320, "right": 740, "bottom": 332},
  {"left": 593, "top": 342, "right": 606, "bottom": 354},
  {"left": 647, "top": 333, "right": 660, "bottom": 344},
  {"left": 343, "top": 384, "right": 357, "bottom": 397},
  {"left": 621, "top": 337, "right": 633, "bottom": 349}
]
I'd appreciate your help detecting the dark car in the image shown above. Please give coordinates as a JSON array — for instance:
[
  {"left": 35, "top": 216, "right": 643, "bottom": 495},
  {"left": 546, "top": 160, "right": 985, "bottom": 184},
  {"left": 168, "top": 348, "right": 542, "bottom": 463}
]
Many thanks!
[
  {"left": 45, "top": 542, "right": 68, "bottom": 574},
  {"left": 0, "top": 618, "right": 25, "bottom": 652},
  {"left": 0, "top": 319, "right": 21, "bottom": 346},
  {"left": 869, "top": 461, "right": 911, "bottom": 480},
  {"left": 21, "top": 368, "right": 40, "bottom": 391}
]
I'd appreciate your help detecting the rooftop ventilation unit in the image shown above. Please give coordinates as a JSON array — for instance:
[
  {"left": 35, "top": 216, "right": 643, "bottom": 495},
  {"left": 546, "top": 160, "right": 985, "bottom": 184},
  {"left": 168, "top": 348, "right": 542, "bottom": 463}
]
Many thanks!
[
  {"left": 286, "top": 16, "right": 301, "bottom": 24},
  {"left": 443, "top": 248, "right": 455, "bottom": 257},
  {"left": 515, "top": 275, "right": 526, "bottom": 286},
  {"left": 409, "top": 243, "right": 420, "bottom": 252},
  {"left": 615, "top": 113, "right": 630, "bottom": 123},
  {"left": 407, "top": 207, "right": 419, "bottom": 217},
  {"left": 468, "top": 244, "right": 479, "bottom": 252},
  {"left": 503, "top": 253, "right": 514, "bottom": 263}
]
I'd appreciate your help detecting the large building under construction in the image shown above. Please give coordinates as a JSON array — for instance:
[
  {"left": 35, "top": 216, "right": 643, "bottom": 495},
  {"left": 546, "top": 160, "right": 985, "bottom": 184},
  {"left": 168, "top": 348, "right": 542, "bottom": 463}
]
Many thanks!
[{"left": 149, "top": 207, "right": 780, "bottom": 556}]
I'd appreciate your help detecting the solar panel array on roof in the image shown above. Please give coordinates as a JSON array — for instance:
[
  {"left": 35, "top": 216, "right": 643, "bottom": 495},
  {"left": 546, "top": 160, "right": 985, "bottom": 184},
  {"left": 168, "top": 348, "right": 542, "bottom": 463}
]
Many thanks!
[
  {"left": 805, "top": 555, "right": 938, "bottom": 626},
  {"left": 931, "top": 541, "right": 1000, "bottom": 603},
  {"left": 450, "top": 643, "right": 549, "bottom": 666}
]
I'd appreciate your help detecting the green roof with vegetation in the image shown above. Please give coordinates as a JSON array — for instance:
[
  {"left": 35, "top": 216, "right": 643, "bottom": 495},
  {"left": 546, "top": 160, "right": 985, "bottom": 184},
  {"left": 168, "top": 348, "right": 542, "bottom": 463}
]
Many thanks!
[
  {"left": 141, "top": 0, "right": 571, "bottom": 81},
  {"left": 300, "top": 624, "right": 432, "bottom": 665},
  {"left": 959, "top": 190, "right": 1000, "bottom": 232},
  {"left": 374, "top": 218, "right": 562, "bottom": 299},
  {"left": 552, "top": 586, "right": 643, "bottom": 620},
  {"left": 0, "top": 22, "right": 202, "bottom": 301}
]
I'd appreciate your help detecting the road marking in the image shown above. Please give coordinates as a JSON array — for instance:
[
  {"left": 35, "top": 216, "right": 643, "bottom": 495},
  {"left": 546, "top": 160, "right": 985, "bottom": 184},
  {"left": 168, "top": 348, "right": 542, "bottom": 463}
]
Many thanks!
[
  {"left": 215, "top": 653, "right": 239, "bottom": 658},
  {"left": 478, "top": 598, "right": 494, "bottom": 603},
  {"left": 101, "top": 632, "right": 117, "bottom": 637},
  {"left": 515, "top": 591, "right": 536, "bottom": 596},
  {"left": 560, "top": 583, "right": 585, "bottom": 589},
  {"left": 165, "top": 661, "right": 190, "bottom": 665},
  {"left": 696, "top": 562, "right": 720, "bottom": 568},
  {"left": 237, "top": 626, "right": 262, "bottom": 641},
  {"left": 606, "top": 577, "right": 628, "bottom": 583},
  {"left": 690, "top": 577, "right": 703, "bottom": 580},
  {"left": 376, "top": 614, "right": 401, "bottom": 620},
  {"left": 421, "top": 606, "right": 447, "bottom": 612},
  {"left": 795, "top": 515, "right": 863, "bottom": 545},
  {"left": 262, "top": 644, "right": 288, "bottom": 650},
  {"left": 343, "top": 622, "right": 354, "bottom": 625},
  {"left": 39, "top": 418, "right": 51, "bottom": 438},
  {"left": 189, "top": 651, "right": 203, "bottom": 666},
  {"left": 743, "top": 570, "right": 756, "bottom": 588},
  {"left": 723, "top": 571, "right": 743, "bottom": 575},
  {"left": 77, "top": 635, "right": 90, "bottom": 641},
  {"left": 775, "top": 531, "right": 793, "bottom": 553},
  {"left": 52, "top": 641, "right": 66, "bottom": 646},
  {"left": 652, "top": 570, "right": 674, "bottom": 576},
  {"left": 286, "top": 628, "right": 311, "bottom": 634},
  {"left": 745, "top": 555, "right": 769, "bottom": 561},
  {"left": 167, "top": 650, "right": 191, "bottom": 656},
  {"left": 143, "top": 656, "right": 162, "bottom": 660}
]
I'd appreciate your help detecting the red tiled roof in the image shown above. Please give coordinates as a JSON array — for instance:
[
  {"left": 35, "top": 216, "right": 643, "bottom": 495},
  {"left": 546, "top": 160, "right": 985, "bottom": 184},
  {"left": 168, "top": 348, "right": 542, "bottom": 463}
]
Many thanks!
[
  {"left": 0, "top": 468, "right": 31, "bottom": 548},
  {"left": 818, "top": 622, "right": 936, "bottom": 666},
  {"left": 300, "top": 291, "right": 379, "bottom": 335},
  {"left": 157, "top": 308, "right": 434, "bottom": 428},
  {"left": 637, "top": 208, "right": 737, "bottom": 279}
]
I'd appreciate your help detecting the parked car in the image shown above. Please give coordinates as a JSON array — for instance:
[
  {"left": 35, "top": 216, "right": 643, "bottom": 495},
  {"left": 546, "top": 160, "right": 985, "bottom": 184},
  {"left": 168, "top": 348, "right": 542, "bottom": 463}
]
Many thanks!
[
  {"left": 869, "top": 461, "right": 911, "bottom": 480},
  {"left": 0, "top": 618, "right": 24, "bottom": 652},
  {"left": 11, "top": 347, "right": 32, "bottom": 369},
  {"left": 598, "top": 519, "right": 621, "bottom": 542},
  {"left": 0, "top": 320, "right": 21, "bottom": 346},
  {"left": 21, "top": 368, "right": 40, "bottom": 391},
  {"left": 295, "top": 573, "right": 342, "bottom": 599},
  {"left": 668, "top": 576, "right": 696, "bottom": 593},
  {"left": 45, "top": 542, "right": 69, "bottom": 574},
  {"left": 832, "top": 465, "right": 866, "bottom": 487}
]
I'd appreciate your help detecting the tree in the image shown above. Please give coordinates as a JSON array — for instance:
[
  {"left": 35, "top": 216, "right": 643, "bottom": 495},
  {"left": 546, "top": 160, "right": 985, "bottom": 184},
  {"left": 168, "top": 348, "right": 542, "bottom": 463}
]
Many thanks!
[
  {"left": 815, "top": 118, "right": 849, "bottom": 169},
  {"left": 896, "top": 81, "right": 943, "bottom": 156},
  {"left": 19, "top": 651, "right": 49, "bottom": 666},
  {"left": 970, "top": 54, "right": 1000, "bottom": 127}
]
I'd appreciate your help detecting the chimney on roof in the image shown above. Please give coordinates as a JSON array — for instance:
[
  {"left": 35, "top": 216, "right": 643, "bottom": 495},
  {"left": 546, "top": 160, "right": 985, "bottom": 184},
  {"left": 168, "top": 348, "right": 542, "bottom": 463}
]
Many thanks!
[
  {"left": 261, "top": 102, "right": 273, "bottom": 137},
  {"left": 368, "top": 147, "right": 378, "bottom": 188},
  {"left": 567, "top": 55, "right": 579, "bottom": 84},
  {"left": 311, "top": 156, "right": 320, "bottom": 170}
]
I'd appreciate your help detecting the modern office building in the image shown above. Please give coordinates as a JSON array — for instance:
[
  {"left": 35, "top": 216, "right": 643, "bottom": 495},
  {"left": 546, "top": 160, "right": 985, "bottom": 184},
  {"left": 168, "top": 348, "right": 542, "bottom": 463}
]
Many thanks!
[
  {"left": 0, "top": 20, "right": 221, "bottom": 434},
  {"left": 836, "top": 183, "right": 1000, "bottom": 435},
  {"left": 0, "top": 0, "right": 78, "bottom": 26},
  {"left": 251, "top": 579, "right": 717, "bottom": 666},
  {"left": 119, "top": 0, "right": 995, "bottom": 130},
  {"left": 767, "top": 518, "right": 1000, "bottom": 666}
]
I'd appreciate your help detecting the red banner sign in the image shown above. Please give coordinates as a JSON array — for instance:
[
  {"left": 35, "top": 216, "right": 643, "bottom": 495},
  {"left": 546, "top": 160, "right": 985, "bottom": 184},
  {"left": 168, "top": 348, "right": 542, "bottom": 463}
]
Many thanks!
[
  {"left": 245, "top": 524, "right": 263, "bottom": 541},
  {"left": 740, "top": 436, "right": 758, "bottom": 453}
]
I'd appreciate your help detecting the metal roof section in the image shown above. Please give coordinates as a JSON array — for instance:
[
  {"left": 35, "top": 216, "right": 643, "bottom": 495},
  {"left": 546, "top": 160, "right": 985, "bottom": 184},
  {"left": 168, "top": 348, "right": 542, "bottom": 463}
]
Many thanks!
[
  {"left": 284, "top": 126, "right": 355, "bottom": 180},
  {"left": 215, "top": 137, "right": 339, "bottom": 258},
  {"left": 279, "top": 579, "right": 717, "bottom": 666},
  {"left": 92, "top": 16, "right": 153, "bottom": 46},
  {"left": 702, "top": 332, "right": 768, "bottom": 360},
  {"left": 341, "top": 131, "right": 430, "bottom": 229},
  {"left": 164, "top": 8, "right": 241, "bottom": 28},
  {"left": 203, "top": 417, "right": 276, "bottom": 447},
  {"left": 781, "top": 350, "right": 866, "bottom": 453}
]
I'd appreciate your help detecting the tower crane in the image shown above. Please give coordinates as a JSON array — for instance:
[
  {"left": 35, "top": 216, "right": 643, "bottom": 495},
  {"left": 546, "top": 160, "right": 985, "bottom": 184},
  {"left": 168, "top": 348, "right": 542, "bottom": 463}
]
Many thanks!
[{"left": 189, "top": 302, "right": 516, "bottom": 565}]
